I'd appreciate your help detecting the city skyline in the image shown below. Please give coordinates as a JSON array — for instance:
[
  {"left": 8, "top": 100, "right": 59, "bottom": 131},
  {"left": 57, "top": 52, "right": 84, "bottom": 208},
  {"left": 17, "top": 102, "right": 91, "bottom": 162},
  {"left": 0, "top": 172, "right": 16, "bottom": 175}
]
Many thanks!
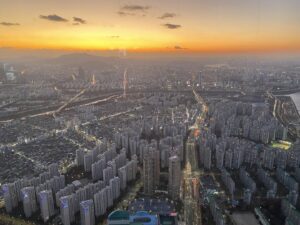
[
  {"left": 1, "top": 1, "right": 300, "bottom": 225},
  {"left": 1, "top": 0, "right": 300, "bottom": 53}
]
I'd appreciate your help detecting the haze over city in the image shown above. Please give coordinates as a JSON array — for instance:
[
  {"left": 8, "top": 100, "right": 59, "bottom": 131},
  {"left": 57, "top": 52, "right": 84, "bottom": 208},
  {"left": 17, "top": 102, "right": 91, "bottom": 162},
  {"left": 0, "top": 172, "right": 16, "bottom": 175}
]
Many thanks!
[{"left": 1, "top": 1, "right": 300, "bottom": 225}]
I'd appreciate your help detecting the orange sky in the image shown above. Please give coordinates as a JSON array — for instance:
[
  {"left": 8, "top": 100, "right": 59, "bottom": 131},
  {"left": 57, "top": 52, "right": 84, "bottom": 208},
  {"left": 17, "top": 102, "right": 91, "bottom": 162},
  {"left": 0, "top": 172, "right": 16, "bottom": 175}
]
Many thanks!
[{"left": 1, "top": 0, "right": 300, "bottom": 53}]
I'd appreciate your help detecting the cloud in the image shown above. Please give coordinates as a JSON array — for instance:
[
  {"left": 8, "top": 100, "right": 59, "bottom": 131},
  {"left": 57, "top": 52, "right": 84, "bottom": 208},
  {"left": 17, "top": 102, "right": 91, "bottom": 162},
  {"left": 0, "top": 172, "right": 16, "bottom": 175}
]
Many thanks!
[
  {"left": 117, "top": 11, "right": 135, "bottom": 16},
  {"left": 73, "top": 17, "right": 86, "bottom": 24},
  {"left": 162, "top": 23, "right": 181, "bottom": 29},
  {"left": 0, "top": 22, "right": 20, "bottom": 26},
  {"left": 109, "top": 36, "right": 120, "bottom": 39},
  {"left": 158, "top": 13, "right": 176, "bottom": 19},
  {"left": 118, "top": 4, "right": 150, "bottom": 16},
  {"left": 174, "top": 45, "right": 187, "bottom": 50},
  {"left": 121, "top": 5, "right": 150, "bottom": 12},
  {"left": 72, "top": 23, "right": 80, "bottom": 26},
  {"left": 39, "top": 14, "right": 68, "bottom": 22}
]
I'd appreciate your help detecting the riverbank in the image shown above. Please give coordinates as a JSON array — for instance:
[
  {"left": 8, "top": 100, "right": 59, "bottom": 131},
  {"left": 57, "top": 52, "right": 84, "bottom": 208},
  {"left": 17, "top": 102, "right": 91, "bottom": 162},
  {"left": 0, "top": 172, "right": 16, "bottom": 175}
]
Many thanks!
[
  {"left": 269, "top": 94, "right": 300, "bottom": 140},
  {"left": 289, "top": 92, "right": 300, "bottom": 113},
  {"left": 271, "top": 87, "right": 300, "bottom": 95}
]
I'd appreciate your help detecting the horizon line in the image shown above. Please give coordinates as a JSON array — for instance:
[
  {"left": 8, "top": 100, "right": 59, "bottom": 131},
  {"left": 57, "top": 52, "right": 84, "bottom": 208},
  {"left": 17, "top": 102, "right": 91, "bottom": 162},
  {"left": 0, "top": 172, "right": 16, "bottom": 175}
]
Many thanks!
[{"left": 1, "top": 46, "right": 300, "bottom": 55}]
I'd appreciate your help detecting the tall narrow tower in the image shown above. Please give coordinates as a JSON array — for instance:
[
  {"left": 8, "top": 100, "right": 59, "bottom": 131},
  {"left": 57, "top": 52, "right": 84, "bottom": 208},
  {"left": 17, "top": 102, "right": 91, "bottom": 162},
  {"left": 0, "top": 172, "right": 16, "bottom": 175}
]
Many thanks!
[
  {"left": 123, "top": 68, "right": 128, "bottom": 97},
  {"left": 198, "top": 71, "right": 202, "bottom": 88},
  {"left": 91, "top": 74, "right": 96, "bottom": 85}
]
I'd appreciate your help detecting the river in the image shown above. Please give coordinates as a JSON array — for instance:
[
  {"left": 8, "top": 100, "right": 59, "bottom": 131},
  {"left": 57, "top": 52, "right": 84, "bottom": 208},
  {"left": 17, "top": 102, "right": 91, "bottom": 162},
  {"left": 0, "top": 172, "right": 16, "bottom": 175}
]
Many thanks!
[{"left": 289, "top": 92, "right": 300, "bottom": 113}]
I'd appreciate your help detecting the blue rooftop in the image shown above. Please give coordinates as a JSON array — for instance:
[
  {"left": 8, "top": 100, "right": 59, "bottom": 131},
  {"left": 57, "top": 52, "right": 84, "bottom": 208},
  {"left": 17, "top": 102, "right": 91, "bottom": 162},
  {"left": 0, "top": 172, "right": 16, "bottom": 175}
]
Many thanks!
[
  {"left": 108, "top": 210, "right": 130, "bottom": 221},
  {"left": 129, "top": 211, "right": 158, "bottom": 225}
]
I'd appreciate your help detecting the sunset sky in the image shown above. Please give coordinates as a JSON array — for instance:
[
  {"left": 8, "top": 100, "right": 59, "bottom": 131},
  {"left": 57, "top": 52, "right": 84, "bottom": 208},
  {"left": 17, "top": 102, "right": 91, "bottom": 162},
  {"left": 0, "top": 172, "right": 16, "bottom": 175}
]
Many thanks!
[{"left": 1, "top": 0, "right": 300, "bottom": 53}]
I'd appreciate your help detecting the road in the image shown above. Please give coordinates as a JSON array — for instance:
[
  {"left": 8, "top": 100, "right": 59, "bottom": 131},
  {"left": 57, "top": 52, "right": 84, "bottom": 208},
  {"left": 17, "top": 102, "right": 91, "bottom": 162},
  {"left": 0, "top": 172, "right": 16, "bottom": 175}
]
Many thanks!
[
  {"left": 181, "top": 88, "right": 207, "bottom": 225},
  {"left": 53, "top": 88, "right": 86, "bottom": 118},
  {"left": 0, "top": 88, "right": 241, "bottom": 123},
  {"left": 182, "top": 138, "right": 202, "bottom": 225},
  {"left": 0, "top": 93, "right": 121, "bottom": 123}
]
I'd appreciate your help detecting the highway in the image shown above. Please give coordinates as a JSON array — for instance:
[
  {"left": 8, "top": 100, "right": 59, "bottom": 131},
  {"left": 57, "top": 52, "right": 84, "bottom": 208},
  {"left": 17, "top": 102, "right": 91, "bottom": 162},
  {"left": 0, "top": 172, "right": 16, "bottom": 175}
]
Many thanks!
[
  {"left": 53, "top": 88, "right": 86, "bottom": 118},
  {"left": 0, "top": 93, "right": 120, "bottom": 122},
  {"left": 182, "top": 139, "right": 202, "bottom": 225},
  {"left": 181, "top": 88, "right": 207, "bottom": 225},
  {"left": 81, "top": 106, "right": 143, "bottom": 126},
  {"left": 0, "top": 88, "right": 241, "bottom": 122}
]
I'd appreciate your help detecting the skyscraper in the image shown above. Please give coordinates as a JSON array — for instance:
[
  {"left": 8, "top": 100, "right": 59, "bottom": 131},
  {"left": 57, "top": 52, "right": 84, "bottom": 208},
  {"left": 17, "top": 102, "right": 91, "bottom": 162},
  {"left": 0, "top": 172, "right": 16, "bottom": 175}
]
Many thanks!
[
  {"left": 2, "top": 183, "right": 18, "bottom": 213},
  {"left": 118, "top": 166, "right": 127, "bottom": 191},
  {"left": 21, "top": 187, "right": 37, "bottom": 218},
  {"left": 103, "top": 166, "right": 114, "bottom": 186},
  {"left": 106, "top": 185, "right": 114, "bottom": 208},
  {"left": 84, "top": 152, "right": 93, "bottom": 172},
  {"left": 13, "top": 179, "right": 23, "bottom": 202},
  {"left": 198, "top": 71, "right": 202, "bottom": 87},
  {"left": 60, "top": 195, "right": 75, "bottom": 225},
  {"left": 143, "top": 148, "right": 160, "bottom": 195},
  {"left": 80, "top": 200, "right": 95, "bottom": 225},
  {"left": 39, "top": 190, "right": 55, "bottom": 223},
  {"left": 110, "top": 177, "right": 121, "bottom": 200},
  {"left": 0, "top": 63, "right": 6, "bottom": 82},
  {"left": 168, "top": 156, "right": 181, "bottom": 200},
  {"left": 91, "top": 159, "right": 105, "bottom": 181},
  {"left": 76, "top": 149, "right": 85, "bottom": 166},
  {"left": 203, "top": 147, "right": 212, "bottom": 170},
  {"left": 49, "top": 163, "right": 60, "bottom": 177},
  {"left": 94, "top": 188, "right": 107, "bottom": 217}
]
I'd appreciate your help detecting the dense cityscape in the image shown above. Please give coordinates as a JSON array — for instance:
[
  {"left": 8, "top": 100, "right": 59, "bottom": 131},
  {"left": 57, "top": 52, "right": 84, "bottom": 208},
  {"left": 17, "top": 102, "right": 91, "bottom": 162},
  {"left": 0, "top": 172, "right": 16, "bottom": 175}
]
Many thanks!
[
  {"left": 0, "top": 54, "right": 300, "bottom": 225},
  {"left": 1, "top": 0, "right": 300, "bottom": 224}
]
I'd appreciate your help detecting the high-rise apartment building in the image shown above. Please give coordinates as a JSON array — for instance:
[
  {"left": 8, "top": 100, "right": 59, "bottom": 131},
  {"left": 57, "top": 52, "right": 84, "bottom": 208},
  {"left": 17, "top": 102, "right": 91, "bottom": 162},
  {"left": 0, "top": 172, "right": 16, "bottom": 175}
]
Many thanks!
[
  {"left": 60, "top": 195, "right": 76, "bottom": 225},
  {"left": 39, "top": 190, "right": 55, "bottom": 222},
  {"left": 80, "top": 200, "right": 95, "bottom": 225},
  {"left": 143, "top": 148, "right": 160, "bottom": 195},
  {"left": 21, "top": 186, "right": 37, "bottom": 218},
  {"left": 168, "top": 156, "right": 181, "bottom": 200}
]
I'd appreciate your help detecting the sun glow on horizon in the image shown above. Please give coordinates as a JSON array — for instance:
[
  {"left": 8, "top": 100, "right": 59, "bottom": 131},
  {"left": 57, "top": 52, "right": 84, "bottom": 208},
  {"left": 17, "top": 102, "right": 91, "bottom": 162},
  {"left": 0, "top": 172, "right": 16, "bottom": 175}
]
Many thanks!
[{"left": 1, "top": 0, "right": 300, "bottom": 53}]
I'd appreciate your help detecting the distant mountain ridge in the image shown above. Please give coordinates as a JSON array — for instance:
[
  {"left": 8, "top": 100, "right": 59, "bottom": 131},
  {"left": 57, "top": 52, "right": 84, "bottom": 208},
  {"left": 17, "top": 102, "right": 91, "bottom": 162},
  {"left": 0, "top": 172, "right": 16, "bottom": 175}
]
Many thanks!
[{"left": 46, "top": 53, "right": 120, "bottom": 65}]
